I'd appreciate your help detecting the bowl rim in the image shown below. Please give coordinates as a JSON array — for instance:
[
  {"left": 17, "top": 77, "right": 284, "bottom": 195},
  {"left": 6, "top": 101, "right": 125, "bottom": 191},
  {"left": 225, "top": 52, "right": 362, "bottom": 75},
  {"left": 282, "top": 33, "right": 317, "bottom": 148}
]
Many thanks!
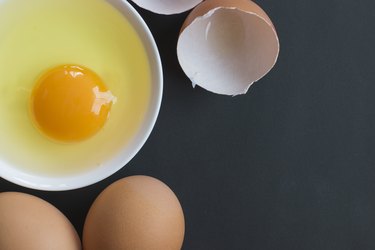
[{"left": 0, "top": 0, "right": 163, "bottom": 191}]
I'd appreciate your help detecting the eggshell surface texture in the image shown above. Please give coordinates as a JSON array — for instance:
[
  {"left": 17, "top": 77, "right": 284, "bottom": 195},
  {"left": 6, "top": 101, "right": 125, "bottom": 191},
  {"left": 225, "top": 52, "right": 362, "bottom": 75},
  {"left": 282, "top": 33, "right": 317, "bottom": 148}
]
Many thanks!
[
  {"left": 83, "top": 176, "right": 185, "bottom": 250},
  {"left": 177, "top": 0, "right": 280, "bottom": 95},
  {"left": 130, "top": 0, "right": 203, "bottom": 15},
  {"left": 0, "top": 192, "right": 81, "bottom": 250}
]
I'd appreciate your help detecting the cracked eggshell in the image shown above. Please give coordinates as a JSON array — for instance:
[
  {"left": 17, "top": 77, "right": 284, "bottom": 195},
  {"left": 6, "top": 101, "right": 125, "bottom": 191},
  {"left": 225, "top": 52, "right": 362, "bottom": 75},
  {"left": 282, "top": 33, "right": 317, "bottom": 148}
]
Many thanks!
[
  {"left": 177, "top": 0, "right": 280, "bottom": 95},
  {"left": 130, "top": 0, "right": 203, "bottom": 15}
]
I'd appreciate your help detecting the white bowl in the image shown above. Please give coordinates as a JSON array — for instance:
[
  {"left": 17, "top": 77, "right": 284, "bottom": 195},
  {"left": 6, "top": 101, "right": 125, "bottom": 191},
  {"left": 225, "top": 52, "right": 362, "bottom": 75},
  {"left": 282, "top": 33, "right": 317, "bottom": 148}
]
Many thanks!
[{"left": 0, "top": 0, "right": 163, "bottom": 191}]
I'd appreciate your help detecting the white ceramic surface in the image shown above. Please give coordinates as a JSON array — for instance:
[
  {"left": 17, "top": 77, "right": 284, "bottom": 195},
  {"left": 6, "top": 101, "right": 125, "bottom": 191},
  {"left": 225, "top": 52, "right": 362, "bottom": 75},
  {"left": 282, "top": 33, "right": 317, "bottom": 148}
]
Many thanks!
[{"left": 0, "top": 0, "right": 163, "bottom": 191}]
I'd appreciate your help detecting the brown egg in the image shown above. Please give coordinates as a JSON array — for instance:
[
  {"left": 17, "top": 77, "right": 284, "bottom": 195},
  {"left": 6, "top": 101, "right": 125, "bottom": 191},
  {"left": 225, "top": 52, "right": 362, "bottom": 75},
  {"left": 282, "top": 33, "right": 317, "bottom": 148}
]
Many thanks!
[
  {"left": 0, "top": 192, "right": 81, "bottom": 250},
  {"left": 83, "top": 176, "right": 185, "bottom": 250}
]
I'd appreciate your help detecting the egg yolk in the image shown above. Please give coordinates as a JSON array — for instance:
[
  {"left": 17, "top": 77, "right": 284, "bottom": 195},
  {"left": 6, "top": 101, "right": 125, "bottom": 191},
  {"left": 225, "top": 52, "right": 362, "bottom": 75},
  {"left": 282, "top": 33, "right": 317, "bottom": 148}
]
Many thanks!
[{"left": 30, "top": 65, "right": 116, "bottom": 143}]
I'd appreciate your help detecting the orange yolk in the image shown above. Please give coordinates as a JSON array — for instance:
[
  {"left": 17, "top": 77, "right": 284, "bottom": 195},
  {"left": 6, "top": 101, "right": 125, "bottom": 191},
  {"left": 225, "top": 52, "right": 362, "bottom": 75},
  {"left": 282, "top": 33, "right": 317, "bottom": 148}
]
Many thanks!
[{"left": 30, "top": 65, "right": 116, "bottom": 143}]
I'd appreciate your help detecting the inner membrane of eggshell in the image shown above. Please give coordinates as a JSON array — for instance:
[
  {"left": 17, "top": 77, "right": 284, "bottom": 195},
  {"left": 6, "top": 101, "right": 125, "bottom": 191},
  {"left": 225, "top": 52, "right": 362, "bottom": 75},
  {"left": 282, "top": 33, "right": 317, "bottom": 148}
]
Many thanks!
[
  {"left": 130, "top": 0, "right": 203, "bottom": 15},
  {"left": 177, "top": 8, "right": 279, "bottom": 95}
]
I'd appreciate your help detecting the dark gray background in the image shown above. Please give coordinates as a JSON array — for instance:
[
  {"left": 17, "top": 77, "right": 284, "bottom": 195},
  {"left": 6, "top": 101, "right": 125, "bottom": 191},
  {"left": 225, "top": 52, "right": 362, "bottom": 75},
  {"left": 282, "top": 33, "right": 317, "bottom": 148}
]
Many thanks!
[{"left": 1, "top": 0, "right": 375, "bottom": 249}]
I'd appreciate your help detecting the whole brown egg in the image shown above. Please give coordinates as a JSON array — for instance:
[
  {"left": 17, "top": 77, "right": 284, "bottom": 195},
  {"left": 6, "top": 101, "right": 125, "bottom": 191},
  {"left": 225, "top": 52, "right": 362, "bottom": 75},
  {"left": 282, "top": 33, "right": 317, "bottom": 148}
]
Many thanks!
[
  {"left": 0, "top": 192, "right": 81, "bottom": 250},
  {"left": 83, "top": 176, "right": 185, "bottom": 250}
]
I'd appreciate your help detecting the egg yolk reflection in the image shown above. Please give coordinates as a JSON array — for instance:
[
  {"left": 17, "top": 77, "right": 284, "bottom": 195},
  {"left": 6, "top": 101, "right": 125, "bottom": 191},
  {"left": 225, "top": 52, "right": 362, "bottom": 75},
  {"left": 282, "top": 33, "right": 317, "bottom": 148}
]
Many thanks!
[{"left": 30, "top": 65, "right": 116, "bottom": 143}]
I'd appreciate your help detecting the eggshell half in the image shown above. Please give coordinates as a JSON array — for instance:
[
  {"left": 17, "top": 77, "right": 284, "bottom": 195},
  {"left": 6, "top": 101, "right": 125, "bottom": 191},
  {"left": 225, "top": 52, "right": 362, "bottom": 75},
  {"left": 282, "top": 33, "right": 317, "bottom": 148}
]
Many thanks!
[
  {"left": 130, "top": 0, "right": 203, "bottom": 15},
  {"left": 177, "top": 0, "right": 280, "bottom": 95},
  {"left": 0, "top": 192, "right": 81, "bottom": 250}
]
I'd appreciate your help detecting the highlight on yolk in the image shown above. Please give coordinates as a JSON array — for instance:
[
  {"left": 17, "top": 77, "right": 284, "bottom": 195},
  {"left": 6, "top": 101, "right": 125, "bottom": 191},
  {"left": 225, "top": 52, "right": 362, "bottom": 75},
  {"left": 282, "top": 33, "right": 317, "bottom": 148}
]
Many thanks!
[{"left": 30, "top": 65, "right": 116, "bottom": 143}]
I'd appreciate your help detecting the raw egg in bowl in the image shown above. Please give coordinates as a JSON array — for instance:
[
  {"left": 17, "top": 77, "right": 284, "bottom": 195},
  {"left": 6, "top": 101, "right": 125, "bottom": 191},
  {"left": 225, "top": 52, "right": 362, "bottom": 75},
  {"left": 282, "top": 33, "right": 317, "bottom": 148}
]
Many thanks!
[{"left": 0, "top": 0, "right": 162, "bottom": 190}]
